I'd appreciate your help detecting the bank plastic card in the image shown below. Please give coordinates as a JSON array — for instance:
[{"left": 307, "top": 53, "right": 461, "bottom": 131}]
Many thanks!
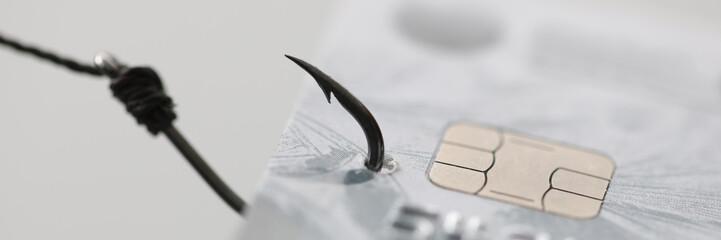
[{"left": 242, "top": 1, "right": 721, "bottom": 239}]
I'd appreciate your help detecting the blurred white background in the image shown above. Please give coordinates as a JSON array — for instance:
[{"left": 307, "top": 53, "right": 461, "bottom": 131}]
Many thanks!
[{"left": 0, "top": 1, "right": 332, "bottom": 239}]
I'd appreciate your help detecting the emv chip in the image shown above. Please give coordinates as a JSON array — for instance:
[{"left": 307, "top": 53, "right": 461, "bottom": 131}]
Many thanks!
[{"left": 427, "top": 122, "right": 615, "bottom": 219}]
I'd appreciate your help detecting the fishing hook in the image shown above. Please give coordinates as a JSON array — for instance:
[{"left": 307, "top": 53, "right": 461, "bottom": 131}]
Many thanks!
[{"left": 285, "top": 55, "right": 386, "bottom": 172}]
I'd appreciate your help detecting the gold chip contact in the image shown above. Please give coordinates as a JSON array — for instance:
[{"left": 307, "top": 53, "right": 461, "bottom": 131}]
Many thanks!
[{"left": 427, "top": 122, "right": 615, "bottom": 219}]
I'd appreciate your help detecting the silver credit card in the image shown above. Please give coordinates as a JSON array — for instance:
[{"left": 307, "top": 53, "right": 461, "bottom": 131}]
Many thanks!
[{"left": 242, "top": 1, "right": 721, "bottom": 239}]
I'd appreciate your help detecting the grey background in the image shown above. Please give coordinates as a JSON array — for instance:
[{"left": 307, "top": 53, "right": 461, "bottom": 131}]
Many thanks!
[{"left": 0, "top": 1, "right": 332, "bottom": 239}]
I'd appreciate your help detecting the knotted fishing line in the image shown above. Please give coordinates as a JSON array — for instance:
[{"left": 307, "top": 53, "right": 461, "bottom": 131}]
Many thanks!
[
  {"left": 0, "top": 32, "right": 247, "bottom": 216},
  {"left": 110, "top": 67, "right": 176, "bottom": 135}
]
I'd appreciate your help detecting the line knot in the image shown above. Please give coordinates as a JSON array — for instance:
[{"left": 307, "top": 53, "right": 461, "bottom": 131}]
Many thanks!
[{"left": 110, "top": 67, "right": 176, "bottom": 135}]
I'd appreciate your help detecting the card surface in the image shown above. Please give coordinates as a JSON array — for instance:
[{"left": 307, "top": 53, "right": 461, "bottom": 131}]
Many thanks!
[{"left": 242, "top": 1, "right": 721, "bottom": 239}]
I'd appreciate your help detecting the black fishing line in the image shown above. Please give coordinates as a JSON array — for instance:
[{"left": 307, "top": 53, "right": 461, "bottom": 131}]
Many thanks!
[
  {"left": 0, "top": 33, "right": 102, "bottom": 76},
  {"left": 0, "top": 32, "right": 247, "bottom": 216}
]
